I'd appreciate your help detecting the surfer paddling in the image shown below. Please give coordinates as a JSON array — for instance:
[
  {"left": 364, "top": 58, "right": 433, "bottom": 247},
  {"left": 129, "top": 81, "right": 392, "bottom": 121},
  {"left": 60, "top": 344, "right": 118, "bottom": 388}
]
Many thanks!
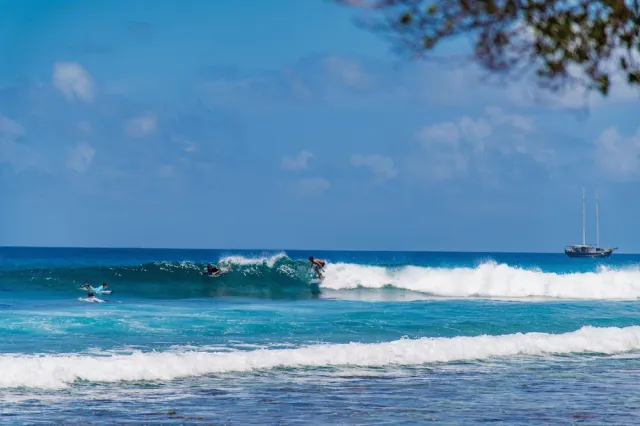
[{"left": 308, "top": 256, "right": 326, "bottom": 279}]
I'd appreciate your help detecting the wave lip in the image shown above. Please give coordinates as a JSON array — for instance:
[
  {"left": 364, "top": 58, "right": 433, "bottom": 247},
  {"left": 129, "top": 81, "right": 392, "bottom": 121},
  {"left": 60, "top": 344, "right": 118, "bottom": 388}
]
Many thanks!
[
  {"left": 218, "top": 252, "right": 288, "bottom": 267},
  {"left": 2, "top": 325, "right": 640, "bottom": 389},
  {"left": 321, "top": 262, "right": 640, "bottom": 300}
]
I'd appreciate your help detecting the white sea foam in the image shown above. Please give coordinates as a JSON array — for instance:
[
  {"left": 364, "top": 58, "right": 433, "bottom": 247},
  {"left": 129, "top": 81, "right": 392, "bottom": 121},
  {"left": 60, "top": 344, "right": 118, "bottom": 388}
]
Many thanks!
[
  {"left": 2, "top": 325, "right": 640, "bottom": 389},
  {"left": 219, "top": 252, "right": 287, "bottom": 268},
  {"left": 320, "top": 261, "right": 640, "bottom": 300},
  {"left": 153, "top": 260, "right": 200, "bottom": 271}
]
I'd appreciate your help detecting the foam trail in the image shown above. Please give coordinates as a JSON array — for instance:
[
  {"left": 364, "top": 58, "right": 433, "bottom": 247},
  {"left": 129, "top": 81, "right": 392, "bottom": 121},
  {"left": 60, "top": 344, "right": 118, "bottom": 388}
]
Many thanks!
[
  {"left": 321, "top": 262, "right": 640, "bottom": 299},
  {"left": 218, "top": 252, "right": 287, "bottom": 267},
  {"left": 3, "top": 325, "right": 640, "bottom": 389}
]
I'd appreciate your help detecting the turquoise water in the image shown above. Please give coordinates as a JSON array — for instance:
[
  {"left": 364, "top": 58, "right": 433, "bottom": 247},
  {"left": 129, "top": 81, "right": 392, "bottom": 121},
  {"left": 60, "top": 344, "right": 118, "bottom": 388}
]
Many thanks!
[{"left": 2, "top": 247, "right": 640, "bottom": 424}]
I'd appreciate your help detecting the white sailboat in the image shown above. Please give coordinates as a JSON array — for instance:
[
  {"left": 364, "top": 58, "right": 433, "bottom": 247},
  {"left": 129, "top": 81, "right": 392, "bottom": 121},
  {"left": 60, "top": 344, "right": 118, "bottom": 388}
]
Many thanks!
[{"left": 565, "top": 189, "right": 617, "bottom": 258}]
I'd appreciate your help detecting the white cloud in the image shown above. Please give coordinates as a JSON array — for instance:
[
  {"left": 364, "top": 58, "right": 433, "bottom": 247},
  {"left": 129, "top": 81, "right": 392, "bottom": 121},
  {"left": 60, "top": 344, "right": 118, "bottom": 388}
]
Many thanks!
[
  {"left": 413, "top": 107, "right": 538, "bottom": 181},
  {"left": 67, "top": 142, "right": 96, "bottom": 173},
  {"left": 505, "top": 75, "right": 592, "bottom": 110},
  {"left": 595, "top": 126, "right": 640, "bottom": 180},
  {"left": 282, "top": 150, "right": 313, "bottom": 171},
  {"left": 416, "top": 122, "right": 459, "bottom": 144},
  {"left": 485, "top": 106, "right": 533, "bottom": 132},
  {"left": 417, "top": 107, "right": 533, "bottom": 149},
  {"left": 415, "top": 121, "right": 470, "bottom": 180},
  {"left": 297, "top": 177, "right": 330, "bottom": 195},
  {"left": 412, "top": 136, "right": 469, "bottom": 181},
  {"left": 458, "top": 117, "right": 492, "bottom": 152},
  {"left": 413, "top": 54, "right": 638, "bottom": 111},
  {"left": 324, "top": 56, "right": 375, "bottom": 89},
  {"left": 52, "top": 62, "right": 94, "bottom": 102},
  {"left": 350, "top": 154, "right": 397, "bottom": 181},
  {"left": 504, "top": 59, "right": 640, "bottom": 110},
  {"left": 124, "top": 114, "right": 157, "bottom": 138}
]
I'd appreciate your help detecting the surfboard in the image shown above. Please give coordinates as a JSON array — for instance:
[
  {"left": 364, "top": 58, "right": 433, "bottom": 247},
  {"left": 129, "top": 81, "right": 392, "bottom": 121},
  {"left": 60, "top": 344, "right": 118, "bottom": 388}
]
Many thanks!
[
  {"left": 310, "top": 278, "right": 322, "bottom": 295},
  {"left": 78, "top": 288, "right": 112, "bottom": 295},
  {"left": 78, "top": 297, "right": 106, "bottom": 303}
]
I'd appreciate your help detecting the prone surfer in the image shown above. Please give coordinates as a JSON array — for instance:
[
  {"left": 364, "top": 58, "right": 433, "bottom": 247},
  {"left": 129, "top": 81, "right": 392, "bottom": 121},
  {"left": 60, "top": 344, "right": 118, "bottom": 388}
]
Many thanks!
[
  {"left": 205, "top": 262, "right": 232, "bottom": 276},
  {"left": 205, "top": 264, "right": 221, "bottom": 275},
  {"left": 308, "top": 256, "right": 326, "bottom": 279}
]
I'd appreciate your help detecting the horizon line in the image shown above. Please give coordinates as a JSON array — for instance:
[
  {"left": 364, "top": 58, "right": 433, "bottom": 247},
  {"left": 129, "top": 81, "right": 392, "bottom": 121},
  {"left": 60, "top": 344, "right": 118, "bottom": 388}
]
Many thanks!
[{"left": 0, "top": 245, "right": 634, "bottom": 255}]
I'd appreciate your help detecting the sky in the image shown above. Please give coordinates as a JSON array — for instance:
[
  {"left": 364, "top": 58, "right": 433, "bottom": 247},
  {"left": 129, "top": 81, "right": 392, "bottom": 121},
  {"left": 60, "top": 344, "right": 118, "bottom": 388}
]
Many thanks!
[{"left": 1, "top": 0, "right": 639, "bottom": 252}]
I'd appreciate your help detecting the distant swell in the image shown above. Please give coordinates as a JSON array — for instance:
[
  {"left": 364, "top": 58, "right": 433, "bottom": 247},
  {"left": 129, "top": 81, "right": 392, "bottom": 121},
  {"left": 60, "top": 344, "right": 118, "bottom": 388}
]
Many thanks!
[
  {"left": 3, "top": 325, "right": 640, "bottom": 389},
  {"left": 3, "top": 254, "right": 640, "bottom": 300}
]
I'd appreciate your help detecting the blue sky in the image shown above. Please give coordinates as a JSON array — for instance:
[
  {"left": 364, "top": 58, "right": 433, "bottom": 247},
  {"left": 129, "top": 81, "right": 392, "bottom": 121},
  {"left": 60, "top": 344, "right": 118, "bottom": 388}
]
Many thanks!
[{"left": 1, "top": 0, "right": 639, "bottom": 252}]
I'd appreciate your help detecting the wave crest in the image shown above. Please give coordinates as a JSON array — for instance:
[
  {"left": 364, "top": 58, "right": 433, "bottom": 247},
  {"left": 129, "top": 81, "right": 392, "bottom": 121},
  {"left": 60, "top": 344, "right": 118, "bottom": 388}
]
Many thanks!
[
  {"left": 3, "top": 325, "right": 640, "bottom": 389},
  {"left": 322, "top": 261, "right": 640, "bottom": 299}
]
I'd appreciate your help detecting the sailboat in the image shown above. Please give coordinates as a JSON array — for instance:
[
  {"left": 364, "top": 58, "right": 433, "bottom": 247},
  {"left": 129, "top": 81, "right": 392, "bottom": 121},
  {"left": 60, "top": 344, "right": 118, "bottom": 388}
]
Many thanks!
[{"left": 565, "top": 189, "right": 617, "bottom": 258}]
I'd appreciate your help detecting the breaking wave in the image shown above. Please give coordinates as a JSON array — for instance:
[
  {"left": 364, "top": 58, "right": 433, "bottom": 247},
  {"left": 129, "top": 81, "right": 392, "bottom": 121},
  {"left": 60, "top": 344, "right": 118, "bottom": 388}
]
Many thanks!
[
  {"left": 321, "top": 261, "right": 640, "bottom": 300},
  {"left": 3, "top": 325, "right": 640, "bottom": 389},
  {"left": 3, "top": 253, "right": 640, "bottom": 300}
]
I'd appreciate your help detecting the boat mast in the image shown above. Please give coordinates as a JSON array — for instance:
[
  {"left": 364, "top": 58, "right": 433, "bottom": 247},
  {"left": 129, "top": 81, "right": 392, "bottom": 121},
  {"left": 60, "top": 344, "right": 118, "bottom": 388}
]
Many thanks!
[
  {"left": 596, "top": 191, "right": 599, "bottom": 249},
  {"left": 582, "top": 187, "right": 586, "bottom": 245}
]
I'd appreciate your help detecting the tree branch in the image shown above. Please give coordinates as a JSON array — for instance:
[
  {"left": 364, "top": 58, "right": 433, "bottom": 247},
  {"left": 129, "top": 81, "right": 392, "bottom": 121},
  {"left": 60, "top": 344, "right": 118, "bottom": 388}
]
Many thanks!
[{"left": 337, "top": 0, "right": 640, "bottom": 97}]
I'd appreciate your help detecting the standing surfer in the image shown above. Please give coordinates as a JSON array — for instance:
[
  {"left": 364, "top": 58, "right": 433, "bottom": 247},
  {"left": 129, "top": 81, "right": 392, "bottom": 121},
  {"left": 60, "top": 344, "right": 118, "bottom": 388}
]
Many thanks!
[{"left": 308, "top": 256, "right": 326, "bottom": 279}]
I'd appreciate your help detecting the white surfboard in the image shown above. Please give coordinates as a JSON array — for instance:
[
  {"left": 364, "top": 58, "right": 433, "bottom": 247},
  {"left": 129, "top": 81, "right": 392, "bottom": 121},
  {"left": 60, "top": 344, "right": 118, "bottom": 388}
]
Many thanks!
[
  {"left": 78, "top": 288, "right": 112, "bottom": 295},
  {"left": 78, "top": 296, "right": 106, "bottom": 303}
]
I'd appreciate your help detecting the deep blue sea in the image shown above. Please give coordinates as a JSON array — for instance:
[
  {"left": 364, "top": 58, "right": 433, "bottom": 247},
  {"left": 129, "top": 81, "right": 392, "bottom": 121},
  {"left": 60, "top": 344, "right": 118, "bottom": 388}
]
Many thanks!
[{"left": 2, "top": 247, "right": 640, "bottom": 424}]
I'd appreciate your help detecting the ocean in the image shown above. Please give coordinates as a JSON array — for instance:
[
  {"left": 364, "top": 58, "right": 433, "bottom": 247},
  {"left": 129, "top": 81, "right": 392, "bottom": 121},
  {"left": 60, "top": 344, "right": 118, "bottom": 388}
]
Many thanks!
[{"left": 2, "top": 247, "right": 640, "bottom": 424}]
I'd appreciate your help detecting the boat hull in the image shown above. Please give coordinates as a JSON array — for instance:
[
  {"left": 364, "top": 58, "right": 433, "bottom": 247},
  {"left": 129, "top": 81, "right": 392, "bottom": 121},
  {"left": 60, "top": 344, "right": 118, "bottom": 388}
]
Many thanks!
[{"left": 565, "top": 249, "right": 614, "bottom": 258}]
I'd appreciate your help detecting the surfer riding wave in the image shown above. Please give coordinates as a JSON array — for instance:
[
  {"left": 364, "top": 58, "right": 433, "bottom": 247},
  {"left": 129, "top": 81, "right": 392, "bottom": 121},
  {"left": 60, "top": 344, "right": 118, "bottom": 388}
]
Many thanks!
[{"left": 308, "top": 256, "right": 326, "bottom": 279}]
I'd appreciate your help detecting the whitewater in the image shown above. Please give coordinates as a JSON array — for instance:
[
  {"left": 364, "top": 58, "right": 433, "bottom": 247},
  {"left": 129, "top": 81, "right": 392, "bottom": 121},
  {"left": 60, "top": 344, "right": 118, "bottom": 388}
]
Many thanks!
[
  {"left": 319, "top": 261, "right": 640, "bottom": 299},
  {"left": 3, "top": 247, "right": 640, "bottom": 423},
  {"left": 3, "top": 325, "right": 640, "bottom": 389}
]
